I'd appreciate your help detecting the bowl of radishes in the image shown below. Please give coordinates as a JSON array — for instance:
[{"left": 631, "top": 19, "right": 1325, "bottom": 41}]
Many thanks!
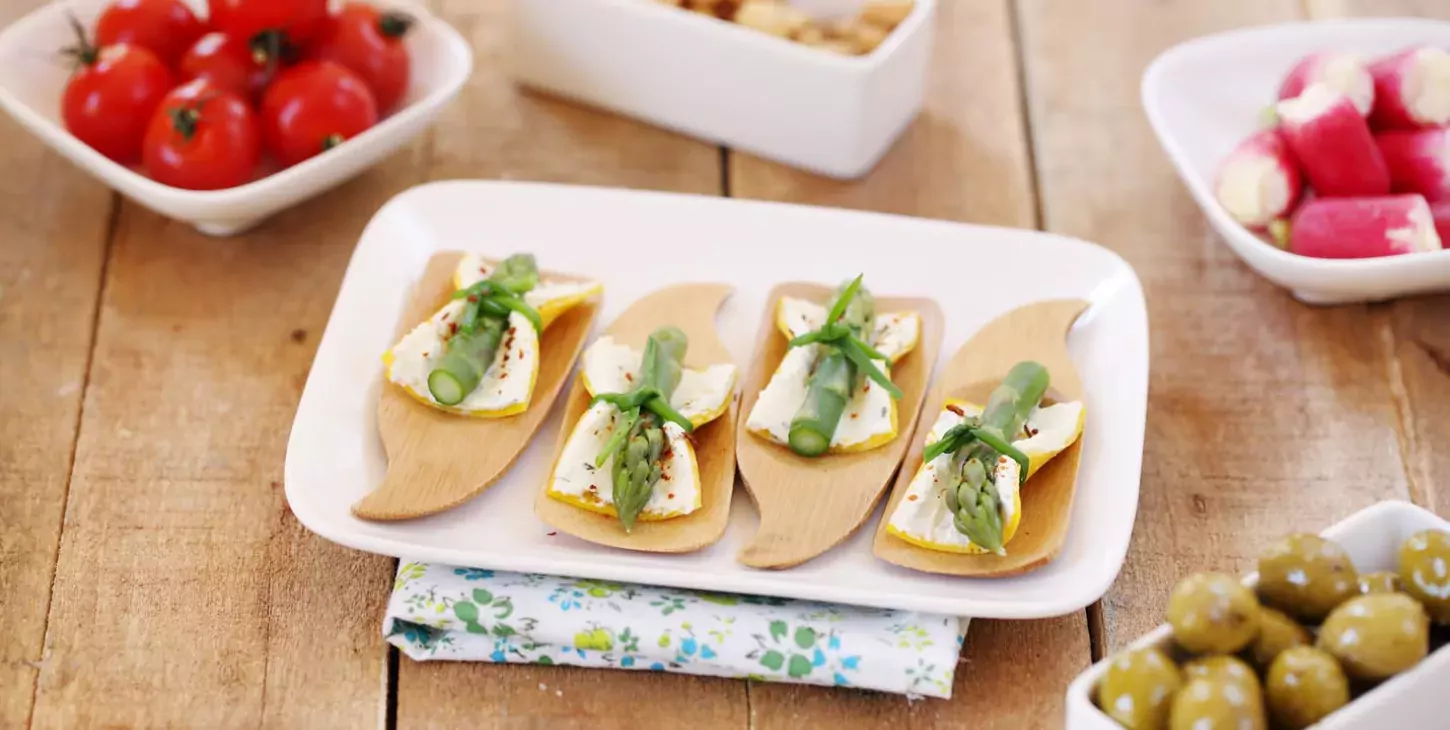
[
  {"left": 1143, "top": 18, "right": 1450, "bottom": 304},
  {"left": 0, "top": 0, "right": 470, "bottom": 236}
]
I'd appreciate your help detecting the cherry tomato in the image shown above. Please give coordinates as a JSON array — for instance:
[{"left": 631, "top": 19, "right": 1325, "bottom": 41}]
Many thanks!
[
  {"left": 62, "top": 27, "right": 175, "bottom": 164},
  {"left": 309, "top": 4, "right": 413, "bottom": 112},
  {"left": 143, "top": 79, "right": 261, "bottom": 190},
  {"left": 208, "top": 0, "right": 329, "bottom": 47},
  {"left": 180, "top": 32, "right": 272, "bottom": 101},
  {"left": 260, "top": 61, "right": 378, "bottom": 167},
  {"left": 95, "top": 0, "right": 205, "bottom": 67}
]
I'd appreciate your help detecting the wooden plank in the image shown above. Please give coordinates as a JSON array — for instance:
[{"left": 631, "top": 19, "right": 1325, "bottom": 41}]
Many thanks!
[
  {"left": 27, "top": 157, "right": 424, "bottom": 727},
  {"left": 0, "top": 5, "right": 113, "bottom": 727},
  {"left": 1014, "top": 0, "right": 1412, "bottom": 656},
  {"left": 731, "top": 1, "right": 1090, "bottom": 727},
  {"left": 1306, "top": 0, "right": 1450, "bottom": 523},
  {"left": 393, "top": 1, "right": 742, "bottom": 727}
]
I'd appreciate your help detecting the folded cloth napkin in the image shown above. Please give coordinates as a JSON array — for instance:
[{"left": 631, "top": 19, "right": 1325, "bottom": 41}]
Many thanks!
[{"left": 384, "top": 561, "right": 967, "bottom": 698}]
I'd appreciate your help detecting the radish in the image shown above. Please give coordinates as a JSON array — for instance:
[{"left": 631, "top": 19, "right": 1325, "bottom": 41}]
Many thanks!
[
  {"left": 1369, "top": 46, "right": 1450, "bottom": 130},
  {"left": 1377, "top": 127, "right": 1450, "bottom": 201},
  {"left": 1276, "top": 83, "right": 1391, "bottom": 197},
  {"left": 1279, "top": 52, "right": 1374, "bottom": 116},
  {"left": 1433, "top": 200, "right": 1450, "bottom": 244},
  {"left": 1214, "top": 129, "right": 1303, "bottom": 228},
  {"left": 1287, "top": 194, "right": 1442, "bottom": 259}
]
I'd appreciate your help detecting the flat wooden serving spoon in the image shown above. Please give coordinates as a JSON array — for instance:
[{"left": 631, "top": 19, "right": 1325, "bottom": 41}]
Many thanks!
[
  {"left": 535, "top": 284, "right": 738, "bottom": 552},
  {"left": 873, "top": 299, "right": 1088, "bottom": 577},
  {"left": 735, "top": 282, "right": 944, "bottom": 569},
  {"left": 354, "top": 251, "right": 601, "bottom": 521}
]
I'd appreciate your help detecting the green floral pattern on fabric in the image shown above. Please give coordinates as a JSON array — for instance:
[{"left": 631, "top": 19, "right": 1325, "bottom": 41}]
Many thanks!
[{"left": 383, "top": 563, "right": 966, "bottom": 699}]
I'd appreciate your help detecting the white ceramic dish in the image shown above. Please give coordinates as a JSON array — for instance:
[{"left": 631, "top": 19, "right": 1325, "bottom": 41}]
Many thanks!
[
  {"left": 511, "top": 0, "right": 935, "bottom": 180},
  {"left": 0, "top": 0, "right": 471, "bottom": 236},
  {"left": 1142, "top": 19, "right": 1450, "bottom": 305},
  {"left": 1066, "top": 500, "right": 1450, "bottom": 729},
  {"left": 284, "top": 181, "right": 1149, "bottom": 618}
]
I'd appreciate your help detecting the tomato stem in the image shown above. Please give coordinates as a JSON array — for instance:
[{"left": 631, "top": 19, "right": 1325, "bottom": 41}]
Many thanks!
[
  {"left": 249, "top": 30, "right": 295, "bottom": 84},
  {"left": 61, "top": 14, "right": 98, "bottom": 67},
  {"left": 378, "top": 13, "right": 415, "bottom": 39},
  {"left": 166, "top": 93, "right": 219, "bottom": 142},
  {"left": 322, "top": 134, "right": 346, "bottom": 152}
]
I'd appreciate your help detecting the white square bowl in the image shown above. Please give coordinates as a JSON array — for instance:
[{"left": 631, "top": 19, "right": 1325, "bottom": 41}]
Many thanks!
[
  {"left": 511, "top": 0, "right": 935, "bottom": 180},
  {"left": 1142, "top": 18, "right": 1450, "bottom": 305},
  {"left": 1065, "top": 500, "right": 1450, "bottom": 729},
  {"left": 0, "top": 0, "right": 471, "bottom": 236},
  {"left": 285, "top": 180, "right": 1149, "bottom": 619}
]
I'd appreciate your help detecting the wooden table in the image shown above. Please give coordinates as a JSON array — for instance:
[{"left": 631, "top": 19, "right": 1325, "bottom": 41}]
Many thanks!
[{"left": 4, "top": 1, "right": 1448, "bottom": 727}]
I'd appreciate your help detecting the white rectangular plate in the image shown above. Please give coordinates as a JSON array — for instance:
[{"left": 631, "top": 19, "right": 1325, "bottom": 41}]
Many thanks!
[{"left": 285, "top": 181, "right": 1149, "bottom": 618}]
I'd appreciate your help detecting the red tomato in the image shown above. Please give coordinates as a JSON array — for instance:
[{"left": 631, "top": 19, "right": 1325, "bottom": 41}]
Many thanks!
[
  {"left": 308, "top": 4, "right": 413, "bottom": 112},
  {"left": 95, "top": 0, "right": 205, "bottom": 67},
  {"left": 208, "top": 0, "right": 329, "bottom": 46},
  {"left": 143, "top": 79, "right": 261, "bottom": 190},
  {"left": 62, "top": 40, "right": 175, "bottom": 164},
  {"left": 180, "top": 32, "right": 271, "bottom": 101},
  {"left": 260, "top": 61, "right": 378, "bottom": 167}
]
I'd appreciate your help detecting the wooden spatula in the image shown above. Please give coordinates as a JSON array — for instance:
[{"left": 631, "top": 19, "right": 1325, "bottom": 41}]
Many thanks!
[
  {"left": 735, "top": 283, "right": 944, "bottom": 569},
  {"left": 353, "top": 251, "right": 600, "bottom": 521},
  {"left": 535, "top": 283, "right": 738, "bottom": 552},
  {"left": 873, "top": 299, "right": 1089, "bottom": 577}
]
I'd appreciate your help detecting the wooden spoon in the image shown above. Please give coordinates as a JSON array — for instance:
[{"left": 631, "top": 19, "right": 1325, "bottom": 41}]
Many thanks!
[
  {"left": 735, "top": 283, "right": 944, "bottom": 569},
  {"left": 872, "top": 299, "right": 1089, "bottom": 577},
  {"left": 535, "top": 284, "right": 738, "bottom": 552},
  {"left": 353, "top": 251, "right": 601, "bottom": 521}
]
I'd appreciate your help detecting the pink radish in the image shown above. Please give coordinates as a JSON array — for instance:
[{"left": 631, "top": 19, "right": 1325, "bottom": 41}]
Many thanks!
[
  {"left": 1279, "top": 52, "right": 1374, "bottom": 116},
  {"left": 1433, "top": 200, "right": 1450, "bottom": 244},
  {"left": 1276, "top": 83, "right": 1390, "bottom": 197},
  {"left": 1287, "top": 194, "right": 1442, "bottom": 259},
  {"left": 1214, "top": 129, "right": 1303, "bottom": 228},
  {"left": 1369, "top": 46, "right": 1450, "bottom": 130},
  {"left": 1377, "top": 127, "right": 1450, "bottom": 201}
]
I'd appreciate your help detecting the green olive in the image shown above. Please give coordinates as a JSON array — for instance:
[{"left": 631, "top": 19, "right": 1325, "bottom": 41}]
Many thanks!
[
  {"left": 1265, "top": 646, "right": 1349, "bottom": 730},
  {"left": 1167, "top": 572, "right": 1261, "bottom": 654},
  {"left": 1317, "top": 593, "right": 1429, "bottom": 681},
  {"left": 1256, "top": 533, "right": 1359, "bottom": 622},
  {"left": 1398, "top": 529, "right": 1450, "bottom": 624},
  {"left": 1168, "top": 677, "right": 1267, "bottom": 730},
  {"left": 1097, "top": 647, "right": 1182, "bottom": 730},
  {"left": 1182, "top": 655, "right": 1262, "bottom": 706},
  {"left": 1359, "top": 571, "right": 1401, "bottom": 595},
  {"left": 1250, "top": 606, "right": 1312, "bottom": 668}
]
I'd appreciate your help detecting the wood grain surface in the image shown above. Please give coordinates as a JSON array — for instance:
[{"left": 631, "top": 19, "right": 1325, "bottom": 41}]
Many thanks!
[{"left": 3, "top": 0, "right": 1447, "bottom": 728}]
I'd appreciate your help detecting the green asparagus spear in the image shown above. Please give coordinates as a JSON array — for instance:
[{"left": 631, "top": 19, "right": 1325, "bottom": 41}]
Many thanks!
[
  {"left": 596, "top": 327, "right": 693, "bottom": 532},
  {"left": 427, "top": 254, "right": 543, "bottom": 405},
  {"left": 786, "top": 275, "right": 903, "bottom": 457},
  {"left": 929, "top": 361, "right": 1050, "bottom": 553}
]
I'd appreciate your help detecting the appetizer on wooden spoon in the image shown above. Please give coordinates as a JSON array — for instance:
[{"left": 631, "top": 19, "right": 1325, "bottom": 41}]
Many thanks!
[
  {"left": 384, "top": 251, "right": 602, "bottom": 415},
  {"left": 745, "top": 275, "right": 921, "bottom": 456}
]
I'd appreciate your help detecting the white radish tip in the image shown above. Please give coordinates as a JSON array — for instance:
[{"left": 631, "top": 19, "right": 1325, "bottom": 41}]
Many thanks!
[
  {"left": 1277, "top": 82, "right": 1350, "bottom": 123},
  {"left": 1405, "top": 47, "right": 1450, "bottom": 125}
]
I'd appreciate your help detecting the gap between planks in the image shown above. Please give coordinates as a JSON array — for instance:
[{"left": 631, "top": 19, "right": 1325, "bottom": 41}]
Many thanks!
[{"left": 25, "top": 192, "right": 122, "bottom": 729}]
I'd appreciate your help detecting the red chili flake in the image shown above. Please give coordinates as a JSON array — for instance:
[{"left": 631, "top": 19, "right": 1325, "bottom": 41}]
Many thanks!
[
  {"left": 946, "top": 404, "right": 965, "bottom": 417},
  {"left": 546, "top": 531, "right": 557, "bottom": 537},
  {"left": 850, "top": 413, "right": 859, "bottom": 419},
  {"left": 518, "top": 349, "right": 525, "bottom": 359},
  {"left": 907, "top": 494, "right": 919, "bottom": 501},
  {"left": 1029, "top": 428, "right": 1039, "bottom": 436},
  {"left": 467, "top": 294, "right": 479, "bottom": 302},
  {"left": 666, "top": 493, "right": 675, "bottom": 499},
  {"left": 422, "top": 351, "right": 430, "bottom": 357},
  {"left": 662, "top": 473, "right": 672, "bottom": 482},
  {"left": 624, "top": 373, "right": 633, "bottom": 382},
  {"left": 449, "top": 322, "right": 459, "bottom": 335},
  {"left": 500, "top": 373, "right": 508, "bottom": 380},
  {"left": 508, "top": 326, "right": 517, "bottom": 335},
  {"left": 589, "top": 485, "right": 597, "bottom": 491}
]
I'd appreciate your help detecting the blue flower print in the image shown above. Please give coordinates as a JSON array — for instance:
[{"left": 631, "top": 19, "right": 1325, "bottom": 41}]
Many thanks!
[
  {"left": 812, "top": 648, "right": 826, "bottom": 667},
  {"left": 828, "top": 635, "right": 841, "bottom": 650},
  {"left": 841, "top": 656, "right": 860, "bottom": 670},
  {"left": 680, "top": 638, "right": 698, "bottom": 657},
  {"left": 834, "top": 672, "right": 850, "bottom": 686},
  {"left": 700, "top": 645, "right": 716, "bottom": 660},
  {"left": 621, "top": 656, "right": 635, "bottom": 667},
  {"left": 453, "top": 568, "right": 495, "bottom": 581},
  {"left": 650, "top": 662, "right": 665, "bottom": 671}
]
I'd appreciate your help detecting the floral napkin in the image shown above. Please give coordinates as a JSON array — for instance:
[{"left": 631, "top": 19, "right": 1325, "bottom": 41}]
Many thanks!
[{"left": 384, "top": 561, "right": 967, "bottom": 698}]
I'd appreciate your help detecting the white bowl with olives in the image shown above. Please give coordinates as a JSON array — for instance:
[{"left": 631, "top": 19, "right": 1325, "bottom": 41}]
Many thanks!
[{"left": 1066, "top": 500, "right": 1450, "bottom": 729}]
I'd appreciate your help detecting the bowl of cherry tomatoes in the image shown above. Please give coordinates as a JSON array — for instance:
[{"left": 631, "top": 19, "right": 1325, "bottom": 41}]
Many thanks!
[{"left": 0, "top": 0, "right": 470, "bottom": 235}]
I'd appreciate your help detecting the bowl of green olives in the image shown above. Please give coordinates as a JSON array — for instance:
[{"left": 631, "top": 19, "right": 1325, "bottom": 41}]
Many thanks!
[{"left": 1066, "top": 500, "right": 1450, "bottom": 729}]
